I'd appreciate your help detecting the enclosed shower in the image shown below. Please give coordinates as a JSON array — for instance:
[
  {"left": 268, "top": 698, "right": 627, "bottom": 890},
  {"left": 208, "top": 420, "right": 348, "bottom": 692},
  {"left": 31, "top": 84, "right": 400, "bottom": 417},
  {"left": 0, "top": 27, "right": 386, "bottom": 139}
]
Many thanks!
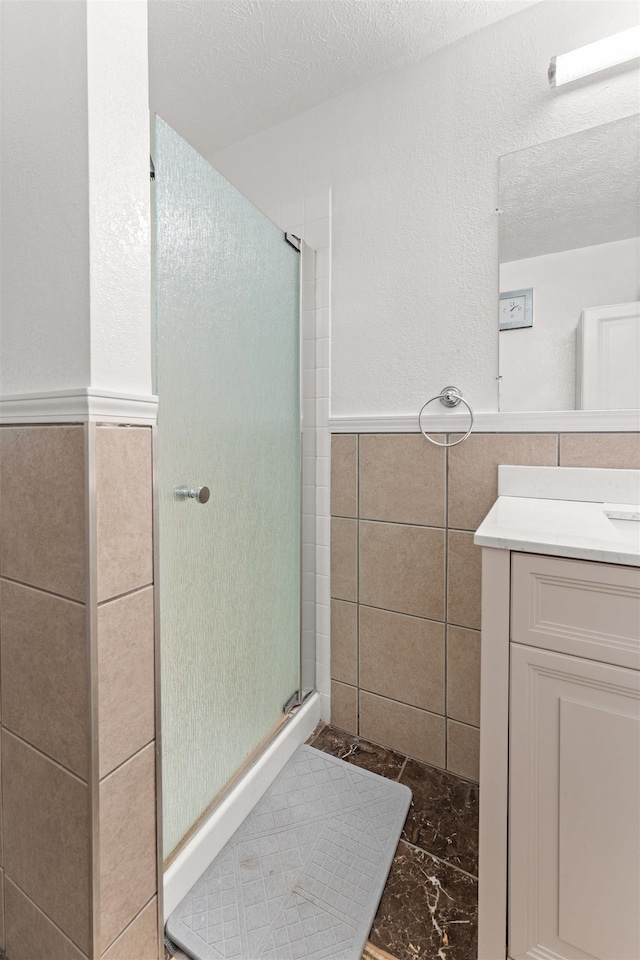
[{"left": 154, "top": 117, "right": 309, "bottom": 860}]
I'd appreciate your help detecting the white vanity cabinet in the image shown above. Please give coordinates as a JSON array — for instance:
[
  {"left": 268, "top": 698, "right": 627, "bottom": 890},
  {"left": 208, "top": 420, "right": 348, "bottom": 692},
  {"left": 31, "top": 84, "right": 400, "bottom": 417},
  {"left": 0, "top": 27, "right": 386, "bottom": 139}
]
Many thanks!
[
  {"left": 508, "top": 556, "right": 640, "bottom": 960},
  {"left": 475, "top": 467, "right": 640, "bottom": 960}
]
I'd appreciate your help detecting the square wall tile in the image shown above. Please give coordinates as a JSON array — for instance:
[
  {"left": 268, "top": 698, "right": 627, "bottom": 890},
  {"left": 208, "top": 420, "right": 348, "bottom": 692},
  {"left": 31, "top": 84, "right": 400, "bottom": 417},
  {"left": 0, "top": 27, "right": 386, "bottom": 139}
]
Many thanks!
[
  {"left": 330, "top": 600, "right": 357, "bottom": 685},
  {"left": 359, "top": 691, "right": 445, "bottom": 768},
  {"left": 316, "top": 246, "right": 330, "bottom": 279},
  {"left": 98, "top": 587, "right": 156, "bottom": 778},
  {"left": 447, "top": 531, "right": 482, "bottom": 630},
  {"left": 4, "top": 877, "right": 87, "bottom": 960},
  {"left": 447, "top": 721, "right": 480, "bottom": 782},
  {"left": 330, "top": 681, "right": 358, "bottom": 735},
  {"left": 0, "top": 736, "right": 2, "bottom": 867},
  {"left": 0, "top": 426, "right": 85, "bottom": 600},
  {"left": 331, "top": 435, "right": 357, "bottom": 518},
  {"left": 447, "top": 626, "right": 481, "bottom": 727},
  {"left": 559, "top": 433, "right": 640, "bottom": 469},
  {"left": 1, "top": 580, "right": 88, "bottom": 779},
  {"left": 360, "top": 521, "right": 445, "bottom": 621},
  {"left": 359, "top": 606, "right": 444, "bottom": 715},
  {"left": 99, "top": 743, "right": 157, "bottom": 953},
  {"left": 96, "top": 426, "right": 153, "bottom": 602},
  {"left": 359, "top": 435, "right": 445, "bottom": 527},
  {"left": 317, "top": 659, "right": 331, "bottom": 694},
  {"left": 331, "top": 518, "right": 357, "bottom": 601},
  {"left": 448, "top": 433, "right": 557, "bottom": 531},
  {"left": 301, "top": 281, "right": 316, "bottom": 317},
  {"left": 2, "top": 731, "right": 90, "bottom": 952},
  {"left": 102, "top": 897, "right": 158, "bottom": 960}
]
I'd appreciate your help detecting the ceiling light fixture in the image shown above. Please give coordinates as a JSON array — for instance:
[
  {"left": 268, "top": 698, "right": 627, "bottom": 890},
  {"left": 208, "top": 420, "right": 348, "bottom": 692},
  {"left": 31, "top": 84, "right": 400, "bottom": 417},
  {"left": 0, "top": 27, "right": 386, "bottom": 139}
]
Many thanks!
[{"left": 549, "top": 25, "right": 640, "bottom": 87}]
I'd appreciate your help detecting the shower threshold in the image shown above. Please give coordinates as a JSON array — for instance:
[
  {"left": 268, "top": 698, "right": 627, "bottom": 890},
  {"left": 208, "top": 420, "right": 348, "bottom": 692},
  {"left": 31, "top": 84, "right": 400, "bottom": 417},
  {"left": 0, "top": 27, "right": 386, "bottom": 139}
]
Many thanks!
[{"left": 164, "top": 693, "right": 323, "bottom": 920}]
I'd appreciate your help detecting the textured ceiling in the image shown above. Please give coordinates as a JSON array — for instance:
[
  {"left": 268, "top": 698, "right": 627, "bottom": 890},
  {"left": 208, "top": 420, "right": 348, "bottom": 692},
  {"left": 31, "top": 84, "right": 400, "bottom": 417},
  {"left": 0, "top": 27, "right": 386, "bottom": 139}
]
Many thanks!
[
  {"left": 500, "top": 114, "right": 640, "bottom": 263},
  {"left": 149, "top": 0, "right": 537, "bottom": 156}
]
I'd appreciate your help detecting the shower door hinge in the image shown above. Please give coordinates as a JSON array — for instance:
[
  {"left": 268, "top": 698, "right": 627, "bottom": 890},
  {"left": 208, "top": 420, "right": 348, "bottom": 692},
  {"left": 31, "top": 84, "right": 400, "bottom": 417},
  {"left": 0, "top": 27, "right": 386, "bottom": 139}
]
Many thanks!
[
  {"left": 285, "top": 233, "right": 301, "bottom": 252},
  {"left": 150, "top": 156, "right": 155, "bottom": 180},
  {"left": 283, "top": 691, "right": 300, "bottom": 714}
]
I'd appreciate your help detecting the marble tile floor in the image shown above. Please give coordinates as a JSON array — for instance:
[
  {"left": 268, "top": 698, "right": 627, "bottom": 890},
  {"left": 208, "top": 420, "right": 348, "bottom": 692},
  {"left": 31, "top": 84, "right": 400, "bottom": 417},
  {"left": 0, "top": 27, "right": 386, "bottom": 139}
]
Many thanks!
[
  {"left": 165, "top": 723, "right": 478, "bottom": 960},
  {"left": 308, "top": 724, "right": 478, "bottom": 960}
]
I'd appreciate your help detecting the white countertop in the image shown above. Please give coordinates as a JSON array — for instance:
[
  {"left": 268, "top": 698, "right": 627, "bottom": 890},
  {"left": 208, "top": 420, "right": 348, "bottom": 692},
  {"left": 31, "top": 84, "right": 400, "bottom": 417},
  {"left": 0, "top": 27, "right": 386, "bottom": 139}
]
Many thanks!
[
  {"left": 475, "top": 495, "right": 640, "bottom": 566},
  {"left": 473, "top": 466, "right": 640, "bottom": 566}
]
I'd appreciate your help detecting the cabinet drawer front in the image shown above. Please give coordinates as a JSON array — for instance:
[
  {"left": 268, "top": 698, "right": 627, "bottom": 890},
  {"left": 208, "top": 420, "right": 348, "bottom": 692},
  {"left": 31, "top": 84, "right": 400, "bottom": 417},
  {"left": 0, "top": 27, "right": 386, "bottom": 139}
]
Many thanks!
[{"left": 511, "top": 553, "right": 640, "bottom": 669}]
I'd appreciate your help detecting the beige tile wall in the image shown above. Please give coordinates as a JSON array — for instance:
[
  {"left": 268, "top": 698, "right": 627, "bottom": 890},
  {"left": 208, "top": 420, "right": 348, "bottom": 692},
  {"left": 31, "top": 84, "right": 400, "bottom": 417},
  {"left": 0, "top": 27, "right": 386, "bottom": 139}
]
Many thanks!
[
  {"left": 95, "top": 426, "right": 157, "bottom": 960},
  {"left": 3, "top": 877, "right": 87, "bottom": 960},
  {"left": 0, "top": 424, "right": 159, "bottom": 960},
  {"left": 0, "top": 426, "right": 91, "bottom": 959},
  {"left": 330, "top": 431, "right": 639, "bottom": 782}
]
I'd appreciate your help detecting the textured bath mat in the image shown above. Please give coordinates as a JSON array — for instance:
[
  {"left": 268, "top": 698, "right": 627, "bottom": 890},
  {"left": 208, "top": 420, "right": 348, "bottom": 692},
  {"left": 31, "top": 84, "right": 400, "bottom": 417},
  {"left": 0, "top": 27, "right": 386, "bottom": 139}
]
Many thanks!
[{"left": 166, "top": 745, "right": 411, "bottom": 960}]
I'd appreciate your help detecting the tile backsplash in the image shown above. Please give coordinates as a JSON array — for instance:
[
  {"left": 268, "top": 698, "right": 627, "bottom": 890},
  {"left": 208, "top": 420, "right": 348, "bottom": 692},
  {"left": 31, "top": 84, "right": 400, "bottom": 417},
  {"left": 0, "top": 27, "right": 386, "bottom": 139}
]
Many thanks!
[{"left": 330, "top": 431, "right": 640, "bottom": 782}]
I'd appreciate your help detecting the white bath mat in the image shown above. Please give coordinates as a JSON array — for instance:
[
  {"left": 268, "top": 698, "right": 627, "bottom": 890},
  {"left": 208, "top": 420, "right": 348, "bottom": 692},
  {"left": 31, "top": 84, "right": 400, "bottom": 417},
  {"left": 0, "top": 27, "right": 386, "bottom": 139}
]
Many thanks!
[{"left": 166, "top": 745, "right": 411, "bottom": 960}]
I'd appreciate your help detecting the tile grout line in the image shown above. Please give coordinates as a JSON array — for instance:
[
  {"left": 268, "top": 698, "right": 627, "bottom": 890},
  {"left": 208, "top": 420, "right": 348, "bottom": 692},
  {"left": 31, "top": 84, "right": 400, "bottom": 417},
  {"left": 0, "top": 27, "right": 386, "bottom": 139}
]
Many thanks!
[
  {"left": 0, "top": 574, "right": 154, "bottom": 611},
  {"left": 99, "top": 737, "right": 156, "bottom": 786},
  {"left": 315, "top": 724, "right": 480, "bottom": 786},
  {"left": 0, "top": 574, "right": 86, "bottom": 606},
  {"left": 395, "top": 756, "right": 409, "bottom": 783},
  {"left": 358, "top": 517, "right": 450, "bottom": 531},
  {"left": 329, "top": 683, "right": 479, "bottom": 733},
  {"left": 319, "top": 722, "right": 478, "bottom": 784},
  {"left": 332, "top": 596, "right": 480, "bottom": 635},
  {"left": 357, "top": 686, "right": 453, "bottom": 722},
  {"left": 2, "top": 726, "right": 89, "bottom": 785},
  {"left": 399, "top": 838, "right": 479, "bottom": 882},
  {"left": 96, "top": 581, "right": 154, "bottom": 607},
  {"left": 350, "top": 599, "right": 480, "bottom": 633},
  {"left": 329, "top": 599, "right": 443, "bottom": 626},
  {"left": 101, "top": 892, "right": 157, "bottom": 956},
  {"left": 2, "top": 874, "right": 90, "bottom": 957}
]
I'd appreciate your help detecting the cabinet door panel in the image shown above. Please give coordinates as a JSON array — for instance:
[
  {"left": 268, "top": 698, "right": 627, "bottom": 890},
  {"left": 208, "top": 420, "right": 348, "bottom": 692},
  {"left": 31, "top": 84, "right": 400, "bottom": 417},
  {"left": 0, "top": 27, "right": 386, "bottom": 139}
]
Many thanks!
[
  {"left": 558, "top": 699, "right": 640, "bottom": 957},
  {"left": 509, "top": 644, "right": 640, "bottom": 960}
]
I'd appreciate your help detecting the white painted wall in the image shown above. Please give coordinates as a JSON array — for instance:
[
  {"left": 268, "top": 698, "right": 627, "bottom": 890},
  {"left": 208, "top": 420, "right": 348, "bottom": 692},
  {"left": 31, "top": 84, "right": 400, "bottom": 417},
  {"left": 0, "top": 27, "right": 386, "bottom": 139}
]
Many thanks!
[
  {"left": 86, "top": 0, "right": 151, "bottom": 396},
  {"left": 0, "top": 0, "right": 151, "bottom": 400},
  {"left": 0, "top": 0, "right": 90, "bottom": 395},
  {"left": 212, "top": 1, "right": 640, "bottom": 419},
  {"left": 499, "top": 237, "right": 640, "bottom": 411}
]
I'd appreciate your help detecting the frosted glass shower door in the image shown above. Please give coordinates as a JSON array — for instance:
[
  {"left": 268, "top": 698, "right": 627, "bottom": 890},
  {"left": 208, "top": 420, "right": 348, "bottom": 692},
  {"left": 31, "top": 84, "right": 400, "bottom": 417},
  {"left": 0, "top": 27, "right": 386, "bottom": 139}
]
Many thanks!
[{"left": 155, "top": 117, "right": 301, "bottom": 858}]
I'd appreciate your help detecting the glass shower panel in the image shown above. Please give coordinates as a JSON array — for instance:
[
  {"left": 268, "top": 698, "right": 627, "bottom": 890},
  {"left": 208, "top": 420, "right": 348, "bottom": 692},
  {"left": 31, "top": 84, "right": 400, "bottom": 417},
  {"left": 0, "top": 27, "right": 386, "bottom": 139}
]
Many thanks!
[{"left": 155, "top": 117, "right": 301, "bottom": 858}]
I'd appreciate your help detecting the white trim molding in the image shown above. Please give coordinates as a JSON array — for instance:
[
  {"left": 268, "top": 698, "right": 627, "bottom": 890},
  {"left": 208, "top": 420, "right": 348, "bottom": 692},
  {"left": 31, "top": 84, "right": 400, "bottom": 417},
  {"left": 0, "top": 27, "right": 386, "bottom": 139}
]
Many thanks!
[
  {"left": 0, "top": 388, "right": 159, "bottom": 424},
  {"left": 329, "top": 408, "right": 640, "bottom": 434}
]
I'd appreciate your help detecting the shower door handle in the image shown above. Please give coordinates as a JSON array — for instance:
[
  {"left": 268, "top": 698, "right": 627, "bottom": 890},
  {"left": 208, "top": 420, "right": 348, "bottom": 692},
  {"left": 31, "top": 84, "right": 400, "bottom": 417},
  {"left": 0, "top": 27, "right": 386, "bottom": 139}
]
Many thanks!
[{"left": 173, "top": 485, "right": 210, "bottom": 504}]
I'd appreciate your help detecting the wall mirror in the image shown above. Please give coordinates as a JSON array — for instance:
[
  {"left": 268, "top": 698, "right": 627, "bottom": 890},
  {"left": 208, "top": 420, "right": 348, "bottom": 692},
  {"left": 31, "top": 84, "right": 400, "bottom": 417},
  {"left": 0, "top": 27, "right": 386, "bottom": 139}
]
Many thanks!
[{"left": 498, "top": 114, "right": 640, "bottom": 413}]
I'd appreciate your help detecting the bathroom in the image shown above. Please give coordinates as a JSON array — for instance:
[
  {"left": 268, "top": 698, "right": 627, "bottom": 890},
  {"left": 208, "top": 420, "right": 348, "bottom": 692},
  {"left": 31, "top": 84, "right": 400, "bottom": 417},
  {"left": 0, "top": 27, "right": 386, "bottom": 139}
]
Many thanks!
[{"left": 0, "top": 1, "right": 638, "bottom": 959}]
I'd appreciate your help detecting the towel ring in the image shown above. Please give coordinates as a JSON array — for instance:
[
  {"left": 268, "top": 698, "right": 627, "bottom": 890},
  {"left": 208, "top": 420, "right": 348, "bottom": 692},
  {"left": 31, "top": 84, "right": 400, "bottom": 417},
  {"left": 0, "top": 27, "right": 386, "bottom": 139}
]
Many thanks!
[{"left": 418, "top": 386, "right": 474, "bottom": 448}]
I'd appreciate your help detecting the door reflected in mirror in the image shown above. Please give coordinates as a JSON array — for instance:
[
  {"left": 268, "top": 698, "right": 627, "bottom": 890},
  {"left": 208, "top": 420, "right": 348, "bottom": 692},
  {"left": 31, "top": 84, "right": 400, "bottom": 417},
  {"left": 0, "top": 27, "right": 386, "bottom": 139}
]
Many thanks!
[{"left": 498, "top": 114, "right": 640, "bottom": 413}]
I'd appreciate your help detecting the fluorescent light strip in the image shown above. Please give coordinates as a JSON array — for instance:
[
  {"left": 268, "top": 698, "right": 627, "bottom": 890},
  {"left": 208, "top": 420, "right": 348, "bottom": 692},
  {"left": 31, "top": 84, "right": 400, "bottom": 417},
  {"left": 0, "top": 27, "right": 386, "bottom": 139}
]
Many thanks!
[{"left": 549, "top": 25, "right": 640, "bottom": 87}]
